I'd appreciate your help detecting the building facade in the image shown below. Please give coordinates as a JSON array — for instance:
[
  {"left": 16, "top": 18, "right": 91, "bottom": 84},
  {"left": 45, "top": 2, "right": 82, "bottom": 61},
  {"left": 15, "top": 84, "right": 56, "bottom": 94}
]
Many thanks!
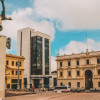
[
  {"left": 17, "top": 27, "right": 51, "bottom": 88},
  {"left": 57, "top": 50, "right": 100, "bottom": 89},
  {"left": 5, "top": 54, "right": 25, "bottom": 90},
  {"left": 51, "top": 71, "right": 57, "bottom": 88},
  {"left": 0, "top": 35, "right": 6, "bottom": 100}
]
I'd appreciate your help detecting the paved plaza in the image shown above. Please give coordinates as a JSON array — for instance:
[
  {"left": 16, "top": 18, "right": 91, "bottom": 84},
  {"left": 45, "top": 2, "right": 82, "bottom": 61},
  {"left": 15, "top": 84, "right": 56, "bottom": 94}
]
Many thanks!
[{"left": 6, "top": 91, "right": 100, "bottom": 100}]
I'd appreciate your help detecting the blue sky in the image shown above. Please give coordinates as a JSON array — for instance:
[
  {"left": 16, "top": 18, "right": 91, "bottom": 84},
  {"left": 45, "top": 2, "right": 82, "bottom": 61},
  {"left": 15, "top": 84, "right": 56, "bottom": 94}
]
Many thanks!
[{"left": 1, "top": 0, "right": 100, "bottom": 71}]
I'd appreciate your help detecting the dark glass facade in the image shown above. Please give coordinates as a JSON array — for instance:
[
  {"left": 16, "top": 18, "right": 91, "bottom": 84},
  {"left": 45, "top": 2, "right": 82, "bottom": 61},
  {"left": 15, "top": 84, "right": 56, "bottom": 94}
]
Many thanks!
[
  {"left": 45, "top": 39, "right": 49, "bottom": 75},
  {"left": 31, "top": 36, "right": 42, "bottom": 75}
]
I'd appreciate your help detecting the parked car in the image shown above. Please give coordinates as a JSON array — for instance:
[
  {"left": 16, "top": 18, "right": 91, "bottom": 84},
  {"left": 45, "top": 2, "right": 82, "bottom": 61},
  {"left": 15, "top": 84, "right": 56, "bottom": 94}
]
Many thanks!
[{"left": 54, "top": 86, "right": 70, "bottom": 92}]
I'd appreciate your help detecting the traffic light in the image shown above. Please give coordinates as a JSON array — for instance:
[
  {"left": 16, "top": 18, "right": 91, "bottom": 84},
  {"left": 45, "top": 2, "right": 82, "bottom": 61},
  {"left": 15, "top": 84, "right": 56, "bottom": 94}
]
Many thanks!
[
  {"left": 6, "top": 37, "right": 11, "bottom": 49},
  {"left": 18, "top": 61, "right": 21, "bottom": 66}
]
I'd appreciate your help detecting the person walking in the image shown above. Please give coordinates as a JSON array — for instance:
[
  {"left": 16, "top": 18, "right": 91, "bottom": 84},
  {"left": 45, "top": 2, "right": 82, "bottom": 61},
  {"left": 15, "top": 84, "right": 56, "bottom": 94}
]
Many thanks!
[{"left": 41, "top": 88, "right": 43, "bottom": 95}]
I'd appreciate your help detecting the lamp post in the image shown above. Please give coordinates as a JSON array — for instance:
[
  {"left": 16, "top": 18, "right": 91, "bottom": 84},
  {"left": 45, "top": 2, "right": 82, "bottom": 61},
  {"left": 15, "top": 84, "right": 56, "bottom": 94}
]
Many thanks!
[{"left": 17, "top": 60, "right": 21, "bottom": 90}]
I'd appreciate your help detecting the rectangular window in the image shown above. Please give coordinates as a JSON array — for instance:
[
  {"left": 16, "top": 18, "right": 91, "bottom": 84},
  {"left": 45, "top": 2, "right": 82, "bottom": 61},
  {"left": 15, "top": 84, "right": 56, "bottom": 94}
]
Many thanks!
[
  {"left": 12, "top": 61, "right": 14, "bottom": 66},
  {"left": 98, "top": 69, "right": 100, "bottom": 75},
  {"left": 16, "top": 71, "right": 17, "bottom": 75},
  {"left": 97, "top": 58, "right": 100, "bottom": 64},
  {"left": 98, "top": 82, "right": 100, "bottom": 87},
  {"left": 20, "top": 62, "right": 21, "bottom": 66},
  {"left": 68, "top": 82, "right": 71, "bottom": 87},
  {"left": 60, "top": 82, "right": 63, "bottom": 86},
  {"left": 12, "top": 70, "right": 14, "bottom": 75},
  {"left": 77, "top": 60, "right": 79, "bottom": 66},
  {"left": 77, "top": 71, "right": 80, "bottom": 76},
  {"left": 11, "top": 79, "right": 18, "bottom": 83},
  {"left": 16, "top": 62, "right": 18, "bottom": 66},
  {"left": 60, "top": 72, "right": 63, "bottom": 76},
  {"left": 68, "top": 71, "right": 71, "bottom": 76},
  {"left": 20, "top": 71, "right": 21, "bottom": 75},
  {"left": 68, "top": 61, "right": 71, "bottom": 66},
  {"left": 6, "top": 60, "right": 9, "bottom": 65},
  {"left": 60, "top": 62, "right": 62, "bottom": 67},
  {"left": 86, "top": 59, "right": 89, "bottom": 65},
  {"left": 7, "top": 84, "right": 10, "bottom": 89},
  {"left": 77, "top": 82, "right": 80, "bottom": 87}
]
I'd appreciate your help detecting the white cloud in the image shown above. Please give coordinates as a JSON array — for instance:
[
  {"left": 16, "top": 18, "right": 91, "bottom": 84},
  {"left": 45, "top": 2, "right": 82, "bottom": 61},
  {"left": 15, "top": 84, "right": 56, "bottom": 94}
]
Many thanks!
[
  {"left": 59, "top": 39, "right": 100, "bottom": 55},
  {"left": 33, "top": 0, "right": 100, "bottom": 30},
  {"left": 1, "top": 7, "right": 55, "bottom": 54},
  {"left": 51, "top": 56, "right": 57, "bottom": 72}
]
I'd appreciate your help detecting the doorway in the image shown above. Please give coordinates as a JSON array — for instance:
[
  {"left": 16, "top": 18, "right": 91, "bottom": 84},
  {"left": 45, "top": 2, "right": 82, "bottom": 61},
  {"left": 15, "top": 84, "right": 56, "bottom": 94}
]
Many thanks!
[
  {"left": 85, "top": 70, "right": 93, "bottom": 89},
  {"left": 44, "top": 78, "right": 49, "bottom": 88},
  {"left": 34, "top": 79, "right": 39, "bottom": 88}
]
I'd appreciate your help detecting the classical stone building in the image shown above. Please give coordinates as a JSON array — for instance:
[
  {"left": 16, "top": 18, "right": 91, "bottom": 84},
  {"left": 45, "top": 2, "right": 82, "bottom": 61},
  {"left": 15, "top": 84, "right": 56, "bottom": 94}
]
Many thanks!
[
  {"left": 5, "top": 54, "right": 25, "bottom": 90},
  {"left": 57, "top": 50, "right": 100, "bottom": 89},
  {"left": 17, "top": 27, "right": 52, "bottom": 88}
]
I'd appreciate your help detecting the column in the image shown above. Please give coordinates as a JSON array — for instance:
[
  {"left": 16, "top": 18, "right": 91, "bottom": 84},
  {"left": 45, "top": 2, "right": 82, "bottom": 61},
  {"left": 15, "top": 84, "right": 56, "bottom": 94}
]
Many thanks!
[{"left": 0, "top": 35, "right": 6, "bottom": 100}]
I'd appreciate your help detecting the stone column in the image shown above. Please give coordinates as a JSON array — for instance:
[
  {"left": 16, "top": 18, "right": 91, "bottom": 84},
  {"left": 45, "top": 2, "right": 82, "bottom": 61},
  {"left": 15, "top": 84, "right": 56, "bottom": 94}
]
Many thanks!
[{"left": 0, "top": 35, "right": 6, "bottom": 100}]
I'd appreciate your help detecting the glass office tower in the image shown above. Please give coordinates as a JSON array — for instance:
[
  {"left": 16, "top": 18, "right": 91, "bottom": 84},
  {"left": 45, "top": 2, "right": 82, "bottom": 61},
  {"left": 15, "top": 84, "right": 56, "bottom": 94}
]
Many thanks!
[
  {"left": 45, "top": 39, "right": 49, "bottom": 75},
  {"left": 31, "top": 36, "right": 42, "bottom": 75}
]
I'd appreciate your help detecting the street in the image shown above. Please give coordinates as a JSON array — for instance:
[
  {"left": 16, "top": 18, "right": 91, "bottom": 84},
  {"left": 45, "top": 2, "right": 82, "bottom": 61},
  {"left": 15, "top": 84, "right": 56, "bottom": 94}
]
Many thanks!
[{"left": 6, "top": 91, "right": 100, "bottom": 100}]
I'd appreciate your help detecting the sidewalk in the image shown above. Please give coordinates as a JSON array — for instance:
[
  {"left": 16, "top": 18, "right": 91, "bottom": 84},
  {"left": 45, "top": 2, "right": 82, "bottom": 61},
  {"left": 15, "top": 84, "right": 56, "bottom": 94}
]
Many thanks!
[{"left": 6, "top": 90, "right": 36, "bottom": 97}]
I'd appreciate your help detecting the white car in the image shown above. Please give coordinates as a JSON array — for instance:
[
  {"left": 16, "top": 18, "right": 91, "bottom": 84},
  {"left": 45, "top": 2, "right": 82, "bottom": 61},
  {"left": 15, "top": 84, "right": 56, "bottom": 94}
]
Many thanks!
[{"left": 54, "top": 86, "right": 70, "bottom": 92}]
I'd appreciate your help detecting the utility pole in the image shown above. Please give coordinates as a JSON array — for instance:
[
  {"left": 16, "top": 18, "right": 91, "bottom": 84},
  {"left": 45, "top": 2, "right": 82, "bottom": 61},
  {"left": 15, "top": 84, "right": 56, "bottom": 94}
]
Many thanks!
[{"left": 17, "top": 60, "right": 20, "bottom": 90}]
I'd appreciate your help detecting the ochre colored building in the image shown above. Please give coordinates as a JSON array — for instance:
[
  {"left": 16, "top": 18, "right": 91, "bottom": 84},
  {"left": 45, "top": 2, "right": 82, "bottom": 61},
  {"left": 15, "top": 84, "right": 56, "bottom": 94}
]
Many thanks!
[
  {"left": 5, "top": 54, "right": 25, "bottom": 90},
  {"left": 56, "top": 50, "right": 100, "bottom": 90}
]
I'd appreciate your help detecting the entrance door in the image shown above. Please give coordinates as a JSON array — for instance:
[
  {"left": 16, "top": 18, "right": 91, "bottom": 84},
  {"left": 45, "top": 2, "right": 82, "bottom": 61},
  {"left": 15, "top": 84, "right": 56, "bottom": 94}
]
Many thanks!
[
  {"left": 44, "top": 78, "right": 49, "bottom": 88},
  {"left": 34, "top": 79, "right": 39, "bottom": 88},
  {"left": 85, "top": 70, "right": 93, "bottom": 89}
]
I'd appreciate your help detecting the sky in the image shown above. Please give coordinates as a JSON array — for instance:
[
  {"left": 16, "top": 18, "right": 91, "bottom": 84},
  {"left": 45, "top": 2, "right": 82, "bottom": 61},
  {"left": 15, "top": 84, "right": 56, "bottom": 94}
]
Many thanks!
[{"left": 1, "top": 0, "right": 100, "bottom": 71}]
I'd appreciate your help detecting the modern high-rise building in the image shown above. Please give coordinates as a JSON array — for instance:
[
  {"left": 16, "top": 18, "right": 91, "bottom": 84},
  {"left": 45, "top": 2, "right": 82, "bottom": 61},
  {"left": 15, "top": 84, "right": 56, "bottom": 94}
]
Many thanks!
[{"left": 17, "top": 27, "right": 52, "bottom": 88}]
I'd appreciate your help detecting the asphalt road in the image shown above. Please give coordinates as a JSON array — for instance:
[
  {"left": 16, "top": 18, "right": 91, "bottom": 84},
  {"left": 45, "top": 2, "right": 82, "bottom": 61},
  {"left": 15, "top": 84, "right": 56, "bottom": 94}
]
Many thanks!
[{"left": 6, "top": 91, "right": 100, "bottom": 100}]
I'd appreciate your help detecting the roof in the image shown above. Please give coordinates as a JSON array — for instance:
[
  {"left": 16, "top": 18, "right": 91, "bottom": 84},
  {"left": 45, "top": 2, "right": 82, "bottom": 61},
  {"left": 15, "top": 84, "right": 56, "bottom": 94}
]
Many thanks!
[
  {"left": 6, "top": 54, "right": 25, "bottom": 59},
  {"left": 18, "top": 27, "right": 51, "bottom": 37},
  {"left": 56, "top": 50, "right": 100, "bottom": 61},
  {"left": 51, "top": 70, "right": 57, "bottom": 73}
]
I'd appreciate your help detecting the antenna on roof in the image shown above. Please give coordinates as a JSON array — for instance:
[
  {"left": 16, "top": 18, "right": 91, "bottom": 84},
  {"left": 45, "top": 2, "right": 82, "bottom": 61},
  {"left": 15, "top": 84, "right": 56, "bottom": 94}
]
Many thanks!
[{"left": 86, "top": 34, "right": 89, "bottom": 54}]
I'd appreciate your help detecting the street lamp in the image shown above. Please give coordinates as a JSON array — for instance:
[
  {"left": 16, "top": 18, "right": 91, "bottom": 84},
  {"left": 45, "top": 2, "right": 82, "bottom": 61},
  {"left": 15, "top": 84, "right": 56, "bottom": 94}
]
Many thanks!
[{"left": 17, "top": 60, "right": 21, "bottom": 90}]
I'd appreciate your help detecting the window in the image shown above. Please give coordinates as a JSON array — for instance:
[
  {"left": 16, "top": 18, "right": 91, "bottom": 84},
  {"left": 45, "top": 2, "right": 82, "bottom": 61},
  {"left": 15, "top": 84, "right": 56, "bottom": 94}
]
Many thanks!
[
  {"left": 60, "top": 62, "right": 62, "bottom": 67},
  {"left": 77, "top": 60, "right": 79, "bottom": 66},
  {"left": 12, "top": 61, "right": 14, "bottom": 66},
  {"left": 60, "top": 82, "right": 63, "bottom": 86},
  {"left": 97, "top": 58, "right": 100, "bottom": 64},
  {"left": 12, "top": 70, "right": 14, "bottom": 75},
  {"left": 98, "top": 69, "right": 100, "bottom": 75},
  {"left": 6, "top": 60, "right": 9, "bottom": 65},
  {"left": 20, "top": 62, "right": 22, "bottom": 66},
  {"left": 60, "top": 72, "right": 63, "bottom": 76},
  {"left": 16, "top": 71, "right": 17, "bottom": 75},
  {"left": 16, "top": 62, "right": 18, "bottom": 66},
  {"left": 7, "top": 84, "right": 10, "bottom": 89},
  {"left": 11, "top": 79, "right": 18, "bottom": 83},
  {"left": 68, "top": 61, "right": 71, "bottom": 66},
  {"left": 68, "top": 71, "right": 71, "bottom": 76},
  {"left": 68, "top": 82, "right": 71, "bottom": 87},
  {"left": 77, "top": 82, "right": 80, "bottom": 87},
  {"left": 77, "top": 71, "right": 80, "bottom": 76},
  {"left": 98, "top": 82, "right": 100, "bottom": 87},
  {"left": 86, "top": 59, "right": 89, "bottom": 65},
  {"left": 20, "top": 71, "right": 21, "bottom": 75}
]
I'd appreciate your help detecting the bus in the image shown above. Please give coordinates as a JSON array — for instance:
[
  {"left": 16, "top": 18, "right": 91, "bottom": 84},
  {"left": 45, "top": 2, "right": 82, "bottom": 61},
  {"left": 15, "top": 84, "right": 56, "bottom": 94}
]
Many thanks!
[{"left": 54, "top": 86, "right": 70, "bottom": 92}]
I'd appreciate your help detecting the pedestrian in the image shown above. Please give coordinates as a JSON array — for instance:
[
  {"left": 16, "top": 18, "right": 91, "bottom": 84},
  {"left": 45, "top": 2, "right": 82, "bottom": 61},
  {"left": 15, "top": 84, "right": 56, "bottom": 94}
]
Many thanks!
[
  {"left": 32, "top": 86, "right": 34, "bottom": 92},
  {"left": 41, "top": 88, "right": 43, "bottom": 95}
]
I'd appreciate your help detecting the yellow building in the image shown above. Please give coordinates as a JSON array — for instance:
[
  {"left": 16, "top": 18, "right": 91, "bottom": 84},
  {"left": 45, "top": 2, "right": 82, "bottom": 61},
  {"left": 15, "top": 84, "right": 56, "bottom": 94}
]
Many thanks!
[
  {"left": 5, "top": 54, "right": 25, "bottom": 90},
  {"left": 56, "top": 50, "right": 100, "bottom": 90}
]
